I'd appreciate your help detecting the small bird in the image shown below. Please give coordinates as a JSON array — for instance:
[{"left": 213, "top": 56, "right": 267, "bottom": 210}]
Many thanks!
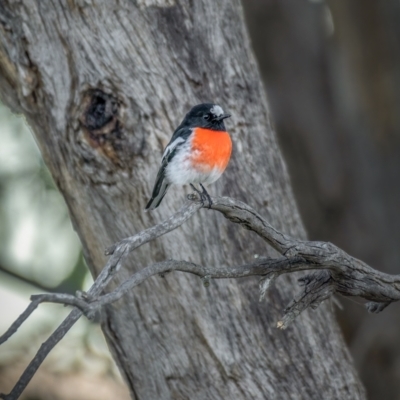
[{"left": 145, "top": 103, "right": 232, "bottom": 211}]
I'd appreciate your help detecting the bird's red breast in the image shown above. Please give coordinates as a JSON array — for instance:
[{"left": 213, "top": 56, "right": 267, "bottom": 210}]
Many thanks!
[{"left": 190, "top": 128, "right": 232, "bottom": 172}]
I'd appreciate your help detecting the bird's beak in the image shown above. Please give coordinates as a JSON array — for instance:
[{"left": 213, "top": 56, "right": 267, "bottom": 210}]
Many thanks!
[{"left": 216, "top": 113, "right": 231, "bottom": 121}]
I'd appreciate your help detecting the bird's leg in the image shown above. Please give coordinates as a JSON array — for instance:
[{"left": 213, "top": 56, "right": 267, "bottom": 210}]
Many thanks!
[
  {"left": 199, "top": 183, "right": 213, "bottom": 208},
  {"left": 190, "top": 183, "right": 202, "bottom": 196},
  {"left": 190, "top": 184, "right": 211, "bottom": 208},
  {"left": 190, "top": 183, "right": 204, "bottom": 204}
]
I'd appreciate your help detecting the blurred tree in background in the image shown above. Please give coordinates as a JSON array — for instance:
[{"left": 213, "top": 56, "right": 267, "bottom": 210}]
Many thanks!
[
  {"left": 0, "top": 104, "right": 130, "bottom": 399},
  {"left": 0, "top": 103, "right": 86, "bottom": 292},
  {"left": 243, "top": 0, "right": 400, "bottom": 398}
]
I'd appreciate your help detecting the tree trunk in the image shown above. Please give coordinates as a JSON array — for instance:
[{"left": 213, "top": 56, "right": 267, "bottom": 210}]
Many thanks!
[{"left": 0, "top": 1, "right": 365, "bottom": 399}]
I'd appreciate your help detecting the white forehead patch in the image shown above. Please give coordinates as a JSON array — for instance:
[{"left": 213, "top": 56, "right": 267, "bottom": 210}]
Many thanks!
[{"left": 210, "top": 105, "right": 224, "bottom": 117}]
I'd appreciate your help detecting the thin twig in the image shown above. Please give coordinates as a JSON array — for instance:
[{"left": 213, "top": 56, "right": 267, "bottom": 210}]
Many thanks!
[
  {"left": 28, "top": 257, "right": 306, "bottom": 316},
  {"left": 208, "top": 196, "right": 400, "bottom": 309},
  {"left": 0, "top": 199, "right": 203, "bottom": 400},
  {"left": 0, "top": 309, "right": 82, "bottom": 400},
  {"left": 0, "top": 301, "right": 40, "bottom": 345}
]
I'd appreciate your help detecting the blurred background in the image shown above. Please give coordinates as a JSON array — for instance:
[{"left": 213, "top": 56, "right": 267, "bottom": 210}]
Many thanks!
[
  {"left": 0, "top": 0, "right": 399, "bottom": 398},
  {"left": 243, "top": 0, "right": 400, "bottom": 398},
  {"left": 0, "top": 104, "right": 130, "bottom": 399}
]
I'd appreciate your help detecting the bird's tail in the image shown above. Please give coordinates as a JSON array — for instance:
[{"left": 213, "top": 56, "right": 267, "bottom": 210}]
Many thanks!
[{"left": 145, "top": 174, "right": 170, "bottom": 211}]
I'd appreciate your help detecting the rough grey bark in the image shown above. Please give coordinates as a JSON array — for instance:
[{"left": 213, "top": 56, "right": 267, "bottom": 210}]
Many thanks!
[{"left": 0, "top": 1, "right": 365, "bottom": 399}]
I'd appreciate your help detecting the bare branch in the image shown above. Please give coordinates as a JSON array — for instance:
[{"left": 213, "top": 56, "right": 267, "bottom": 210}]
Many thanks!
[
  {"left": 0, "top": 310, "right": 82, "bottom": 400},
  {"left": 0, "top": 301, "right": 40, "bottom": 345},
  {"left": 27, "top": 258, "right": 306, "bottom": 317},
  {"left": 105, "top": 199, "right": 203, "bottom": 256},
  {"left": 2, "top": 194, "right": 400, "bottom": 399},
  {"left": 208, "top": 196, "right": 400, "bottom": 314},
  {"left": 0, "top": 200, "right": 202, "bottom": 400}
]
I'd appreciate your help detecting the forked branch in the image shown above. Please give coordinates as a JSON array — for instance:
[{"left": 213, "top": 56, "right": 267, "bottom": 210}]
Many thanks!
[{"left": 1, "top": 195, "right": 399, "bottom": 400}]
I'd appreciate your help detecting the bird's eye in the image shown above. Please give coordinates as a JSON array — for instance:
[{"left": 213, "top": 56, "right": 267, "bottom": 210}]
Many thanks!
[{"left": 203, "top": 114, "right": 211, "bottom": 120}]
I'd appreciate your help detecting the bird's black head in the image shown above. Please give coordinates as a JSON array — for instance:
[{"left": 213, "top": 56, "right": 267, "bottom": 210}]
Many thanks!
[{"left": 181, "top": 103, "right": 231, "bottom": 131}]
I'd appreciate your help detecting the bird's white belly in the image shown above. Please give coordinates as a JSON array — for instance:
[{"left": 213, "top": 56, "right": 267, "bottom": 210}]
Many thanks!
[{"left": 165, "top": 144, "right": 223, "bottom": 185}]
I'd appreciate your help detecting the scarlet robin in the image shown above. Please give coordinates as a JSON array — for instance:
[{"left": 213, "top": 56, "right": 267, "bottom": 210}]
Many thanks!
[{"left": 145, "top": 103, "right": 232, "bottom": 211}]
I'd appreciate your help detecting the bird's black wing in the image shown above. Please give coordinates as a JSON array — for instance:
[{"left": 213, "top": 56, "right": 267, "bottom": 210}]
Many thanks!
[
  {"left": 161, "top": 126, "right": 193, "bottom": 162},
  {"left": 145, "top": 127, "right": 192, "bottom": 210}
]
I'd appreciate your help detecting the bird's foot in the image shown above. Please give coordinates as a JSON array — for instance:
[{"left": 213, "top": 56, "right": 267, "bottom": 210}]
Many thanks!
[
  {"left": 190, "top": 184, "right": 212, "bottom": 208},
  {"left": 199, "top": 184, "right": 213, "bottom": 209}
]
